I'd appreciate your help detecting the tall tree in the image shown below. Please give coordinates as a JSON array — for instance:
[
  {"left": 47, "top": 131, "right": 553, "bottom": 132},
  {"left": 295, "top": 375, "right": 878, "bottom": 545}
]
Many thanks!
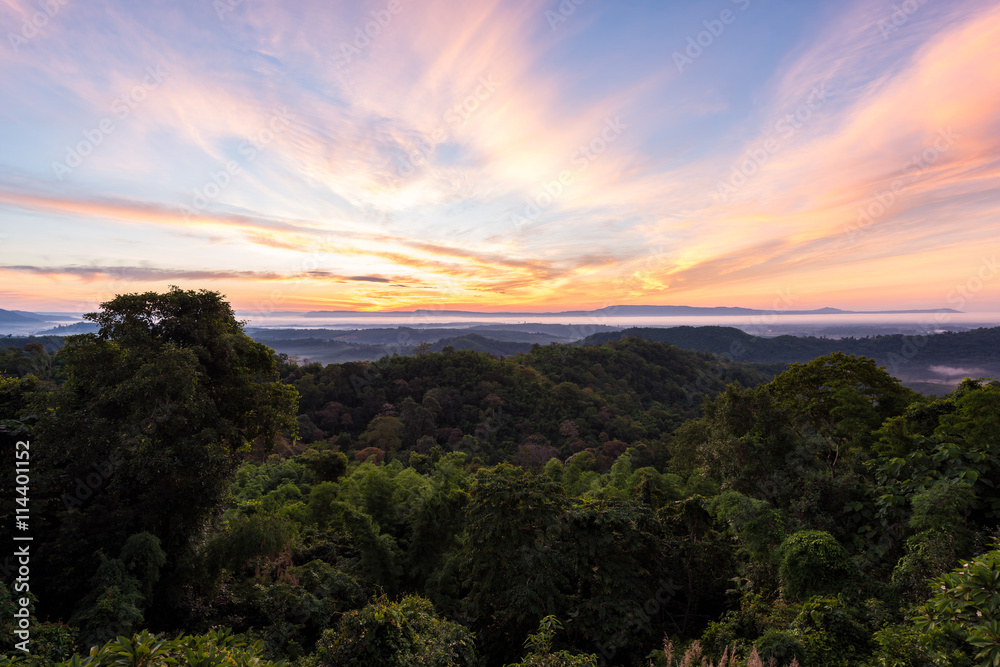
[
  {"left": 33, "top": 287, "right": 298, "bottom": 619},
  {"left": 767, "top": 353, "right": 917, "bottom": 477},
  {"left": 459, "top": 464, "right": 570, "bottom": 664}
]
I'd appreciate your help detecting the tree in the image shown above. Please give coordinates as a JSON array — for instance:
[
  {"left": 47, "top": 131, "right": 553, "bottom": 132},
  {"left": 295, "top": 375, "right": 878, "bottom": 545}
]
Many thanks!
[
  {"left": 33, "top": 287, "right": 298, "bottom": 620},
  {"left": 935, "top": 379, "right": 1000, "bottom": 453},
  {"left": 560, "top": 497, "right": 664, "bottom": 661},
  {"left": 318, "top": 595, "right": 475, "bottom": 666},
  {"left": 460, "top": 465, "right": 570, "bottom": 663},
  {"left": 767, "top": 353, "right": 917, "bottom": 477},
  {"left": 778, "top": 531, "right": 853, "bottom": 601},
  {"left": 916, "top": 543, "right": 1000, "bottom": 666},
  {"left": 505, "top": 616, "right": 599, "bottom": 666},
  {"left": 686, "top": 384, "right": 800, "bottom": 503},
  {"left": 69, "top": 533, "right": 167, "bottom": 647},
  {"left": 52, "top": 628, "right": 290, "bottom": 666},
  {"left": 359, "top": 415, "right": 406, "bottom": 455}
]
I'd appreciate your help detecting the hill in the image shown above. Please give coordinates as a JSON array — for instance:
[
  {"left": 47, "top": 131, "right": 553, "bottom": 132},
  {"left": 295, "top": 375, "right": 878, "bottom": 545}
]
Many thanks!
[
  {"left": 244, "top": 325, "right": 601, "bottom": 364},
  {"left": 429, "top": 333, "right": 533, "bottom": 355},
  {"left": 578, "top": 325, "right": 1000, "bottom": 393},
  {"left": 283, "top": 336, "right": 772, "bottom": 464},
  {"left": 0, "top": 308, "right": 45, "bottom": 323}
]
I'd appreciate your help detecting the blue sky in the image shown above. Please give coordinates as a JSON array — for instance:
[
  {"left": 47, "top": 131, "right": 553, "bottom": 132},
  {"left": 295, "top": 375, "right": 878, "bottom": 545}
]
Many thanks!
[{"left": 1, "top": 0, "right": 998, "bottom": 314}]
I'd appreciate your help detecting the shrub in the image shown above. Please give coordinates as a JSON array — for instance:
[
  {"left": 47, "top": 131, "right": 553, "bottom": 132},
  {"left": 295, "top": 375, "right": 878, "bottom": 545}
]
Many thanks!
[{"left": 779, "top": 531, "right": 853, "bottom": 601}]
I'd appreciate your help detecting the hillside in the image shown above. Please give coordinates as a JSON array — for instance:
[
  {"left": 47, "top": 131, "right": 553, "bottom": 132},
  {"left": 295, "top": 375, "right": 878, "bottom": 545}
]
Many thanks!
[
  {"left": 283, "top": 336, "right": 771, "bottom": 465},
  {"left": 0, "top": 308, "right": 45, "bottom": 323},
  {"left": 579, "top": 325, "right": 1000, "bottom": 393}
]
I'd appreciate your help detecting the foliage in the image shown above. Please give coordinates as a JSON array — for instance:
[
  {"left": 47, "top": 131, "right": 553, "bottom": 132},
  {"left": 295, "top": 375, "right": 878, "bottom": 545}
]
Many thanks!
[
  {"left": 868, "top": 622, "right": 971, "bottom": 667},
  {"left": 778, "top": 531, "right": 853, "bottom": 601},
  {"left": 578, "top": 325, "right": 1000, "bottom": 371},
  {"left": 53, "top": 628, "right": 288, "bottom": 666},
  {"left": 30, "top": 287, "right": 298, "bottom": 623},
  {"left": 8, "top": 285, "right": 1000, "bottom": 667},
  {"left": 916, "top": 544, "right": 1000, "bottom": 666},
  {"left": 459, "top": 464, "right": 570, "bottom": 659},
  {"left": 679, "top": 384, "right": 800, "bottom": 503},
  {"left": 0, "top": 338, "right": 62, "bottom": 380},
  {"left": 280, "top": 336, "right": 769, "bottom": 468},
  {"left": 767, "top": 353, "right": 917, "bottom": 477},
  {"left": 0, "top": 581, "right": 77, "bottom": 662},
  {"left": 505, "top": 616, "right": 598, "bottom": 666},
  {"left": 318, "top": 595, "right": 475, "bottom": 666}
]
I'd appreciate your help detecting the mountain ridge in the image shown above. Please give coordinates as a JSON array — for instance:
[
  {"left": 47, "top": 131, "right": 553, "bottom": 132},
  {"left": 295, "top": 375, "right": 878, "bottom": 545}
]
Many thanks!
[{"left": 298, "top": 305, "right": 963, "bottom": 318}]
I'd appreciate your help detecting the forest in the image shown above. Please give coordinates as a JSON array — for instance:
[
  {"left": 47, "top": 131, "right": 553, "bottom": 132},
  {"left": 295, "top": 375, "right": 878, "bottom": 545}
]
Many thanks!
[{"left": 2, "top": 287, "right": 999, "bottom": 666}]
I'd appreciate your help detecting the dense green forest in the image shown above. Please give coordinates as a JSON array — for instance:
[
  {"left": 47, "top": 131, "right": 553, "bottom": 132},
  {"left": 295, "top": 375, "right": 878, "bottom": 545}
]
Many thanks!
[{"left": 2, "top": 289, "right": 1000, "bottom": 666}]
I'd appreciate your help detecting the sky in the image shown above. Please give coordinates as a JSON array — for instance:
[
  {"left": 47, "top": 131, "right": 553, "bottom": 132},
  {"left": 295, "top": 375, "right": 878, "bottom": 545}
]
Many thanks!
[{"left": 0, "top": 0, "right": 998, "bottom": 314}]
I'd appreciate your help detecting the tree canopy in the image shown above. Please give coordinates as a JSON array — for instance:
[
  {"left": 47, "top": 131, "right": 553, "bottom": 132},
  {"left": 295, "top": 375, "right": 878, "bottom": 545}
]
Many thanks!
[
  {"left": 26, "top": 287, "right": 298, "bottom": 622},
  {"left": 3, "top": 290, "right": 1000, "bottom": 667}
]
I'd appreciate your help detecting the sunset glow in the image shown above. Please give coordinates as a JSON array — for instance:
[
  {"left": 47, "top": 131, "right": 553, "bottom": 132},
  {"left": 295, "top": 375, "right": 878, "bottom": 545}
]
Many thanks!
[{"left": 1, "top": 0, "right": 999, "bottom": 313}]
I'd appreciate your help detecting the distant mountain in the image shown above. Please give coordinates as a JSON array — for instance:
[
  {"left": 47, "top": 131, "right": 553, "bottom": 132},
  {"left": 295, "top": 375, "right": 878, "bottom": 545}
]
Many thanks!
[
  {"left": 0, "top": 309, "right": 86, "bottom": 338},
  {"left": 0, "top": 308, "right": 46, "bottom": 323},
  {"left": 301, "top": 305, "right": 962, "bottom": 318},
  {"left": 17, "top": 311, "right": 79, "bottom": 321}
]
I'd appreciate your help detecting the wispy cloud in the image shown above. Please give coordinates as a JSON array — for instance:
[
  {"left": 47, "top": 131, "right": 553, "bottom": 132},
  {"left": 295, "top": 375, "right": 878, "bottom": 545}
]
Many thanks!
[
  {"left": 1, "top": 264, "right": 415, "bottom": 284},
  {"left": 1, "top": 0, "right": 998, "bottom": 311}
]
